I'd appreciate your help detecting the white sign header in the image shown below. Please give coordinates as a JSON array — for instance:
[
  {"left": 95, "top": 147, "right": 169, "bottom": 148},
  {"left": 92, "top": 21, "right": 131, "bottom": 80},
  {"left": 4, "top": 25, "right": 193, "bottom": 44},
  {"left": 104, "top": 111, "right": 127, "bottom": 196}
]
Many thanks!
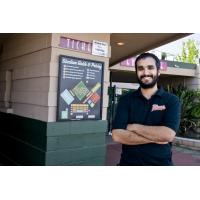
[{"left": 92, "top": 40, "right": 108, "bottom": 57}]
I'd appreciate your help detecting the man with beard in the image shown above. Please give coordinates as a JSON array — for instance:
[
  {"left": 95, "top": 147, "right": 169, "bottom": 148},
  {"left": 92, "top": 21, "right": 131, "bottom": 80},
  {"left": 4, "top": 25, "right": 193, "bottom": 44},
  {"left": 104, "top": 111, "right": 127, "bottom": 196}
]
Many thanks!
[{"left": 112, "top": 53, "right": 181, "bottom": 166}]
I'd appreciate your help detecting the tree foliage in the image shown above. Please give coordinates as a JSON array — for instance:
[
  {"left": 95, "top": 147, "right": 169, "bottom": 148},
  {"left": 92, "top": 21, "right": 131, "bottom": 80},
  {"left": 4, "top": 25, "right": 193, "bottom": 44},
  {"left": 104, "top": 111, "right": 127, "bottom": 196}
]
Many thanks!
[{"left": 175, "top": 39, "right": 200, "bottom": 64}]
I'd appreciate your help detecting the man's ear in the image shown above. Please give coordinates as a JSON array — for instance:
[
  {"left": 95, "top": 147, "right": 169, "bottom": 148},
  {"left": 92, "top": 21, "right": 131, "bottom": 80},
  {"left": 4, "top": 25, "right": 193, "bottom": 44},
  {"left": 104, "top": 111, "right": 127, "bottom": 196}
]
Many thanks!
[{"left": 158, "top": 69, "right": 161, "bottom": 76}]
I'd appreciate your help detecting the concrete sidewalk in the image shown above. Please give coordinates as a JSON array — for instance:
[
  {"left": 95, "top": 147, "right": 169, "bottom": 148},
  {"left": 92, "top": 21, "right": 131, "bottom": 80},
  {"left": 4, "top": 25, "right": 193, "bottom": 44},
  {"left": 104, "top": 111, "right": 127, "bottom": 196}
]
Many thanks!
[{"left": 106, "top": 137, "right": 200, "bottom": 166}]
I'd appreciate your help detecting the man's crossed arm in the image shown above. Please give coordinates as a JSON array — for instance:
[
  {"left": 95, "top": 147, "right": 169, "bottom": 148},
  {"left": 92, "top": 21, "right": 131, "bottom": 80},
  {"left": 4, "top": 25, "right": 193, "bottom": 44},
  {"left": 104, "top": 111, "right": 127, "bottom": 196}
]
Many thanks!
[{"left": 112, "top": 124, "right": 176, "bottom": 145}]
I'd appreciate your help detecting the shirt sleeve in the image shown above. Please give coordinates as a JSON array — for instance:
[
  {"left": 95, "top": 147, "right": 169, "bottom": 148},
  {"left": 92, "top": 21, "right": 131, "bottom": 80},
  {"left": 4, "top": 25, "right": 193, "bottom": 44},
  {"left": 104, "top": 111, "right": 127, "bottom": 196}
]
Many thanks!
[
  {"left": 162, "top": 95, "right": 181, "bottom": 132},
  {"left": 111, "top": 95, "right": 130, "bottom": 130}
]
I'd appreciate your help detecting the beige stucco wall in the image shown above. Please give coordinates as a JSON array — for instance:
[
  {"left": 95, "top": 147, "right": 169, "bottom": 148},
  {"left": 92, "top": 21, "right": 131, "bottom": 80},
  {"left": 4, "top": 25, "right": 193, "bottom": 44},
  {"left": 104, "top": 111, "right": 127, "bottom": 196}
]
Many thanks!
[
  {"left": 0, "top": 33, "right": 52, "bottom": 121},
  {"left": 185, "top": 65, "right": 200, "bottom": 89},
  {"left": 0, "top": 33, "right": 110, "bottom": 122},
  {"left": 110, "top": 63, "right": 198, "bottom": 89}
]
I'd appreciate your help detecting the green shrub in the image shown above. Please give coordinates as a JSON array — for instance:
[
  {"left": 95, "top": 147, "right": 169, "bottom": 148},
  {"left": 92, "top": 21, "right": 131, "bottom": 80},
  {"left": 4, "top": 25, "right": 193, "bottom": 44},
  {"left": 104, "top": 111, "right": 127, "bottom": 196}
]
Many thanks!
[{"left": 166, "top": 84, "right": 200, "bottom": 136}]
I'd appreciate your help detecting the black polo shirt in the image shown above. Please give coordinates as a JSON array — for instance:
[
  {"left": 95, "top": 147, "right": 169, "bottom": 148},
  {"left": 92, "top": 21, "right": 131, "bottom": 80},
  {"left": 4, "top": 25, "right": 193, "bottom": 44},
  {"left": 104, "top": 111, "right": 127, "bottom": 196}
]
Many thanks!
[{"left": 112, "top": 87, "right": 181, "bottom": 166}]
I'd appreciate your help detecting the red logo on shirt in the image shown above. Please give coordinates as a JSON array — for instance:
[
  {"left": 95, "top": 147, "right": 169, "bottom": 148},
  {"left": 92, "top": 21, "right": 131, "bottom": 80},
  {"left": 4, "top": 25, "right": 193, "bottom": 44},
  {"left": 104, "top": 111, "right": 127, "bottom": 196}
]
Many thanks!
[{"left": 151, "top": 104, "right": 166, "bottom": 112}]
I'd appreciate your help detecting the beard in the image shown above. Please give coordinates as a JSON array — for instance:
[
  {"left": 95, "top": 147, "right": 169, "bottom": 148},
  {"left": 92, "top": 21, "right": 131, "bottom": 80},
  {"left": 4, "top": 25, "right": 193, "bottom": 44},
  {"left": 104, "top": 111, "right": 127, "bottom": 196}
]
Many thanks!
[{"left": 137, "top": 73, "right": 159, "bottom": 89}]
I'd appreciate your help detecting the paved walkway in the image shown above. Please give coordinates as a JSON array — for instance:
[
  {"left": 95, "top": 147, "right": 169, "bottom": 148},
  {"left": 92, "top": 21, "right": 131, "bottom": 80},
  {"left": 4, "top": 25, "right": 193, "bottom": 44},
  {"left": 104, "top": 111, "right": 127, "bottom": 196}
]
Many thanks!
[{"left": 106, "top": 136, "right": 200, "bottom": 166}]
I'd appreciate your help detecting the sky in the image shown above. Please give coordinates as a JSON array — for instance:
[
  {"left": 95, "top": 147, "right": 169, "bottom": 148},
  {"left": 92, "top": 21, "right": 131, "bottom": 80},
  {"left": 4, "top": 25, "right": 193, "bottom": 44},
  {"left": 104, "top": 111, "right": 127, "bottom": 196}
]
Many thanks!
[{"left": 151, "top": 33, "right": 200, "bottom": 60}]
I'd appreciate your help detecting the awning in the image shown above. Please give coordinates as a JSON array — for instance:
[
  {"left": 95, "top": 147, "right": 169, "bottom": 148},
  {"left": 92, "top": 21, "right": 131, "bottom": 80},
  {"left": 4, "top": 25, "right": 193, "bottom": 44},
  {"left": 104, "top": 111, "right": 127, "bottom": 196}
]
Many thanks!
[{"left": 110, "top": 33, "right": 191, "bottom": 66}]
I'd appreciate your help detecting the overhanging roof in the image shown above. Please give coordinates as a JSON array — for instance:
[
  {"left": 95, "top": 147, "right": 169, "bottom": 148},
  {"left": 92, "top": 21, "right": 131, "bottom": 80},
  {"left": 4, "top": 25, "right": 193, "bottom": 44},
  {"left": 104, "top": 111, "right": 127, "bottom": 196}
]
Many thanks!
[
  {"left": 110, "top": 33, "right": 191, "bottom": 66},
  {"left": 0, "top": 33, "right": 192, "bottom": 67}
]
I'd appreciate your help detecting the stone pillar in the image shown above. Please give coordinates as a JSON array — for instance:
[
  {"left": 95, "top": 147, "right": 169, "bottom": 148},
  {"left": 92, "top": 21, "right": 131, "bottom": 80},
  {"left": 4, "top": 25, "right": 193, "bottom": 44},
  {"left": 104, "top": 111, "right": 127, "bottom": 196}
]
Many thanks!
[
  {"left": 0, "top": 33, "right": 110, "bottom": 165},
  {"left": 46, "top": 33, "right": 111, "bottom": 165}
]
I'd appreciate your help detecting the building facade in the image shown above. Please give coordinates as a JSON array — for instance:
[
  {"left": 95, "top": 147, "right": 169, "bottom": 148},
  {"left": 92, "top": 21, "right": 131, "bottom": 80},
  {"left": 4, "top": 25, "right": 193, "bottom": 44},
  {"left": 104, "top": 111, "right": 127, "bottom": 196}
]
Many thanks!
[{"left": 0, "top": 33, "right": 199, "bottom": 165}]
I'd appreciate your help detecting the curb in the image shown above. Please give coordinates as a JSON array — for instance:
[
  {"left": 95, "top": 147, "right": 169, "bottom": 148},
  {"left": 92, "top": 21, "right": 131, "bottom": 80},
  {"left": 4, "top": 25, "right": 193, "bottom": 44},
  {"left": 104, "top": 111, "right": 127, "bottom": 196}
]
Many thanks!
[{"left": 173, "top": 136, "right": 200, "bottom": 150}]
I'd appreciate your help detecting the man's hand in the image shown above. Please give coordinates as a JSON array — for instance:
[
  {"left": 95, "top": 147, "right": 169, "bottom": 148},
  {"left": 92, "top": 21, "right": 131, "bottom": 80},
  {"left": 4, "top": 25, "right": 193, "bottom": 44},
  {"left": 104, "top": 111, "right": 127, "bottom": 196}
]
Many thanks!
[
  {"left": 155, "top": 141, "right": 168, "bottom": 144},
  {"left": 127, "top": 124, "right": 135, "bottom": 131}
]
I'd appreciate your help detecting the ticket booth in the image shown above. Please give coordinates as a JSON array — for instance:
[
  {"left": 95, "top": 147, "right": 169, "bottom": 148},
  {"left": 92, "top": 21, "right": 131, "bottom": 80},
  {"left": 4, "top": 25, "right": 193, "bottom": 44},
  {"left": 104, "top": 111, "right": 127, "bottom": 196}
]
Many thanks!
[{"left": 0, "top": 33, "right": 110, "bottom": 165}]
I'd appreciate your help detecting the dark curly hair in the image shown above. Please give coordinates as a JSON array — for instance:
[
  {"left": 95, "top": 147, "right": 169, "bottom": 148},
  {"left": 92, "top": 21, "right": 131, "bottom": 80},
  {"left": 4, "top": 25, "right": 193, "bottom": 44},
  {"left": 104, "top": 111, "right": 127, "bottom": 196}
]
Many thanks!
[{"left": 135, "top": 53, "right": 160, "bottom": 70}]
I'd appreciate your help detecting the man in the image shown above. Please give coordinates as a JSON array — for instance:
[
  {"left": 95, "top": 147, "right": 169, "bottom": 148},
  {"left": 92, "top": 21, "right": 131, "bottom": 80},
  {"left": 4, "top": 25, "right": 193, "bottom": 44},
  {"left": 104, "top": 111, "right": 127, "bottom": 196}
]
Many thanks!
[{"left": 112, "top": 53, "right": 181, "bottom": 166}]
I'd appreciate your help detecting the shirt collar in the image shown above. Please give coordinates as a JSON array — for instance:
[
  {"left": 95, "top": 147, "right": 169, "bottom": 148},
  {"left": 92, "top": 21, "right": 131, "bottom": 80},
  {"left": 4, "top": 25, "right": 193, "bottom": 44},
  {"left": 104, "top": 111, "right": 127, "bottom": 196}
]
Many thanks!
[
  {"left": 136, "top": 86, "right": 164, "bottom": 98},
  {"left": 155, "top": 86, "right": 164, "bottom": 96}
]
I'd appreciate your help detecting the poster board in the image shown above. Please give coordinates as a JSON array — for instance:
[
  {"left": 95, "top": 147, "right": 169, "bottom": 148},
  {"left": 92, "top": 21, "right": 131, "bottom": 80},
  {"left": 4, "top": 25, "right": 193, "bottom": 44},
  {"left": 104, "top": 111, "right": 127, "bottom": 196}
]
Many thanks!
[{"left": 57, "top": 55, "right": 104, "bottom": 121}]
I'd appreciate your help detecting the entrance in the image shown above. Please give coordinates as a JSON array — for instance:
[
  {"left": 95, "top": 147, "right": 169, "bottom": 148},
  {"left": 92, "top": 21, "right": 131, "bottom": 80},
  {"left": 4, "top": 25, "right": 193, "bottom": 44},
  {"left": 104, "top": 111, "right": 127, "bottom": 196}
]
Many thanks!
[{"left": 107, "top": 82, "right": 139, "bottom": 135}]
